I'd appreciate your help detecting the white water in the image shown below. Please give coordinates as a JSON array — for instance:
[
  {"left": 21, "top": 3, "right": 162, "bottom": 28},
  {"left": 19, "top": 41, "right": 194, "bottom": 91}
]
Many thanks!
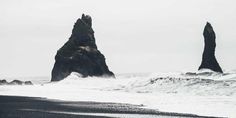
[{"left": 1, "top": 70, "right": 236, "bottom": 117}]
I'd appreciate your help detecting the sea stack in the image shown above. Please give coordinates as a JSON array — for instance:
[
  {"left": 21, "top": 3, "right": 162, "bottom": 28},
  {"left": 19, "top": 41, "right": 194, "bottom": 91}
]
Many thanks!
[
  {"left": 51, "top": 14, "right": 114, "bottom": 81},
  {"left": 198, "top": 22, "right": 223, "bottom": 73}
]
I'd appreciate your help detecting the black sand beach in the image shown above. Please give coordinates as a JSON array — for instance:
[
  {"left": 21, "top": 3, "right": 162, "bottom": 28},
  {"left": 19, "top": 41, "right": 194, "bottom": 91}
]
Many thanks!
[{"left": 0, "top": 95, "right": 220, "bottom": 118}]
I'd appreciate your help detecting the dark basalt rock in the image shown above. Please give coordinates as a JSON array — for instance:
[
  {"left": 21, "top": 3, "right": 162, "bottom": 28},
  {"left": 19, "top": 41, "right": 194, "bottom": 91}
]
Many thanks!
[
  {"left": 24, "top": 81, "right": 33, "bottom": 85},
  {"left": 198, "top": 22, "right": 223, "bottom": 73},
  {"left": 0, "top": 79, "right": 7, "bottom": 85},
  {"left": 9, "top": 80, "right": 23, "bottom": 85},
  {"left": 51, "top": 14, "right": 114, "bottom": 81},
  {"left": 0, "top": 79, "right": 33, "bottom": 85}
]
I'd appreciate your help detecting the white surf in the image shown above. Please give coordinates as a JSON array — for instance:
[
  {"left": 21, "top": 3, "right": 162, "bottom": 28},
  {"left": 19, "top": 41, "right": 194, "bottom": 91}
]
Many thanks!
[{"left": 1, "top": 69, "right": 236, "bottom": 117}]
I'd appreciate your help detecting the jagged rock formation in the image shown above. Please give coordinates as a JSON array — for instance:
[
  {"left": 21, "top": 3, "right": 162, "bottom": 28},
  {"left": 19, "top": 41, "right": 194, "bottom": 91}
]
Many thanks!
[
  {"left": 51, "top": 14, "right": 114, "bottom": 81},
  {"left": 198, "top": 22, "right": 223, "bottom": 73},
  {"left": 0, "top": 79, "right": 33, "bottom": 85}
]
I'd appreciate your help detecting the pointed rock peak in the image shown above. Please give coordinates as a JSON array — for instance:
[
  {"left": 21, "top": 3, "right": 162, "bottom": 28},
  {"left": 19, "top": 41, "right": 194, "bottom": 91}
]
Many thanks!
[
  {"left": 199, "top": 22, "right": 223, "bottom": 73},
  {"left": 206, "top": 22, "right": 211, "bottom": 26},
  {"left": 204, "top": 22, "right": 214, "bottom": 35},
  {"left": 81, "top": 13, "right": 92, "bottom": 27}
]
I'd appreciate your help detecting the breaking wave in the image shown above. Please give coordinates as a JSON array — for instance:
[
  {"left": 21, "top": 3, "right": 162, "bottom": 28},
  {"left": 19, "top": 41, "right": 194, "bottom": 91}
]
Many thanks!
[
  {"left": 2, "top": 69, "right": 236, "bottom": 97},
  {"left": 105, "top": 69, "right": 236, "bottom": 96}
]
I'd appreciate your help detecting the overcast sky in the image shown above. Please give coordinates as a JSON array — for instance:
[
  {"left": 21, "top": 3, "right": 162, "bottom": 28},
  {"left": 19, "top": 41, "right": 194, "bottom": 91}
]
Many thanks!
[{"left": 0, "top": 0, "right": 236, "bottom": 77}]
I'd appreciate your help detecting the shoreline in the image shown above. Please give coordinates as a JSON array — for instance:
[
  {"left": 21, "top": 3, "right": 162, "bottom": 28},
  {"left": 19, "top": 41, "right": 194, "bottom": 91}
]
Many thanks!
[{"left": 0, "top": 95, "right": 219, "bottom": 118}]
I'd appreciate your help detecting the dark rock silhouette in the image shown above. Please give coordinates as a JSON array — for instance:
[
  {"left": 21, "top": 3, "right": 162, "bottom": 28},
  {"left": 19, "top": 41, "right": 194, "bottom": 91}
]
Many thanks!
[
  {"left": 51, "top": 14, "right": 114, "bottom": 81},
  {"left": 198, "top": 22, "right": 223, "bottom": 73},
  {"left": 0, "top": 79, "right": 7, "bottom": 85},
  {"left": 0, "top": 79, "right": 33, "bottom": 85},
  {"left": 9, "top": 80, "right": 23, "bottom": 85},
  {"left": 24, "top": 81, "right": 33, "bottom": 85}
]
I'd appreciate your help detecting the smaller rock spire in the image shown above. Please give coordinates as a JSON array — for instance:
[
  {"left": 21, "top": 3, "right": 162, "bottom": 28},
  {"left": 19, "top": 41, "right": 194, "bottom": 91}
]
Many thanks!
[{"left": 198, "top": 22, "right": 223, "bottom": 73}]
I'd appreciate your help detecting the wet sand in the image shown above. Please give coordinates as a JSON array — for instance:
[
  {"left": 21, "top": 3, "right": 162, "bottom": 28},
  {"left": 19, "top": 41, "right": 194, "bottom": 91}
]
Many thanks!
[{"left": 0, "top": 95, "right": 218, "bottom": 118}]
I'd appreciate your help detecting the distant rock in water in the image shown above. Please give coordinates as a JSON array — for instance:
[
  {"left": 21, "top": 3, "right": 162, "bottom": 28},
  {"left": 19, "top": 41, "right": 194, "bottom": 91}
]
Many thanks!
[
  {"left": 198, "top": 22, "right": 223, "bottom": 73},
  {"left": 24, "top": 81, "right": 33, "bottom": 85},
  {"left": 9, "top": 80, "right": 23, "bottom": 85},
  {"left": 0, "top": 79, "right": 7, "bottom": 85},
  {"left": 0, "top": 79, "right": 33, "bottom": 85},
  {"left": 51, "top": 14, "right": 114, "bottom": 81}
]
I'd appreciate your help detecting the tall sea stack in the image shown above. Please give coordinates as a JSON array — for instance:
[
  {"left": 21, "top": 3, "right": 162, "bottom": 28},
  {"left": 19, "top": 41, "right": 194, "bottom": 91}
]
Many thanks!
[
  {"left": 51, "top": 14, "right": 114, "bottom": 81},
  {"left": 198, "top": 22, "right": 223, "bottom": 73}
]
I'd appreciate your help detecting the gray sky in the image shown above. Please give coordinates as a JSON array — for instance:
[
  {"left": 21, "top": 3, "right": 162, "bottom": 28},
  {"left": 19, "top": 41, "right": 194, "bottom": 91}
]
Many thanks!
[{"left": 0, "top": 0, "right": 236, "bottom": 77}]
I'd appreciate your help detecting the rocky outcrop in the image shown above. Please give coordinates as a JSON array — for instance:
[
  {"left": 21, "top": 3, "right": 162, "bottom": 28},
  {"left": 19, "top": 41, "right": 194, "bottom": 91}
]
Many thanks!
[
  {"left": 198, "top": 22, "right": 223, "bottom": 73},
  {"left": 51, "top": 14, "right": 114, "bottom": 81},
  {"left": 0, "top": 79, "right": 33, "bottom": 85},
  {"left": 0, "top": 79, "right": 7, "bottom": 85}
]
